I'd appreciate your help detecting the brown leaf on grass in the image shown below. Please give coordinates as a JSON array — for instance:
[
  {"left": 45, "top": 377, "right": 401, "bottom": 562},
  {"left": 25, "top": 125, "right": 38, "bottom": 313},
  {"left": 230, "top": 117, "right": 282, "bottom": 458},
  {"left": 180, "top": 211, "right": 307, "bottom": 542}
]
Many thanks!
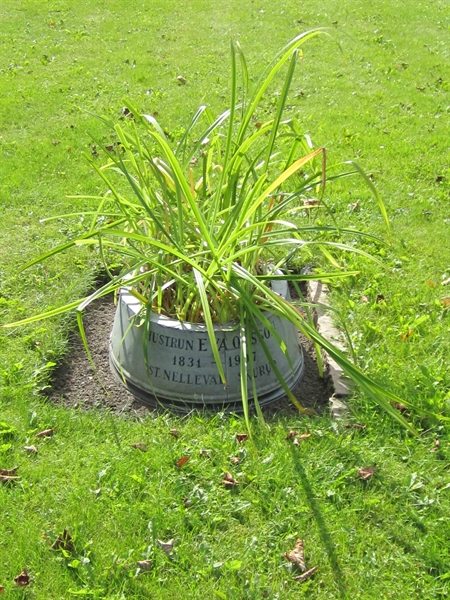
[
  {"left": 358, "top": 465, "right": 376, "bottom": 481},
  {"left": 376, "top": 294, "right": 385, "bottom": 303},
  {"left": 157, "top": 539, "right": 174, "bottom": 555},
  {"left": 137, "top": 559, "right": 153, "bottom": 570},
  {"left": 344, "top": 423, "right": 366, "bottom": 430},
  {"left": 121, "top": 107, "right": 134, "bottom": 119},
  {"left": 298, "top": 433, "right": 311, "bottom": 439},
  {"left": 401, "top": 329, "right": 413, "bottom": 340},
  {"left": 14, "top": 570, "right": 30, "bottom": 587},
  {"left": 286, "top": 430, "right": 298, "bottom": 439},
  {"left": 430, "top": 439, "right": 440, "bottom": 453},
  {"left": 176, "top": 456, "right": 190, "bottom": 467},
  {"left": 361, "top": 295, "right": 369, "bottom": 303},
  {"left": 169, "top": 428, "right": 180, "bottom": 438},
  {"left": 293, "top": 437, "right": 300, "bottom": 446},
  {"left": 0, "top": 585, "right": 4, "bottom": 593},
  {"left": 440, "top": 297, "right": 450, "bottom": 308},
  {"left": 36, "top": 428, "right": 54, "bottom": 438},
  {"left": 131, "top": 442, "right": 148, "bottom": 452},
  {"left": 0, "top": 475, "right": 19, "bottom": 484},
  {"left": 303, "top": 198, "right": 320, "bottom": 207},
  {"left": 442, "top": 277, "right": 450, "bottom": 286},
  {"left": 427, "top": 280, "right": 436, "bottom": 288},
  {"left": 294, "top": 565, "right": 319, "bottom": 583},
  {"left": 222, "top": 471, "right": 239, "bottom": 486},
  {"left": 393, "top": 401, "right": 408, "bottom": 413},
  {"left": 52, "top": 529, "right": 74, "bottom": 552},
  {"left": 0, "top": 466, "right": 18, "bottom": 476},
  {"left": 284, "top": 539, "right": 306, "bottom": 571},
  {"left": 236, "top": 433, "right": 249, "bottom": 444},
  {"left": 177, "top": 75, "right": 186, "bottom": 84},
  {"left": 24, "top": 445, "right": 38, "bottom": 454},
  {"left": 230, "top": 457, "right": 241, "bottom": 465},
  {"left": 105, "top": 142, "right": 121, "bottom": 153}
]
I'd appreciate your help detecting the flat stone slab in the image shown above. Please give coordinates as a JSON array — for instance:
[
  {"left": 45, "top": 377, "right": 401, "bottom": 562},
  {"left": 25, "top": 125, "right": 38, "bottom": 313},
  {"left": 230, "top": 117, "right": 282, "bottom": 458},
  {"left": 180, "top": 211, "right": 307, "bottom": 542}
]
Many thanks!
[{"left": 307, "top": 281, "right": 350, "bottom": 417}]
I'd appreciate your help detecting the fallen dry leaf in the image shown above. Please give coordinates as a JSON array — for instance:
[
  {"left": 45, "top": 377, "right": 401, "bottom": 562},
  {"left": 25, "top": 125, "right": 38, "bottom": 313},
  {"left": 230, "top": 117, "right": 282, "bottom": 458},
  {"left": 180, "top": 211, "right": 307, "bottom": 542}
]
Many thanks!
[
  {"left": 222, "top": 471, "right": 239, "bottom": 486},
  {"left": 427, "top": 280, "right": 436, "bottom": 288},
  {"left": 442, "top": 277, "right": 450, "bottom": 286},
  {"left": 0, "top": 585, "right": 4, "bottom": 593},
  {"left": 361, "top": 295, "right": 369, "bottom": 303},
  {"left": 24, "top": 445, "right": 38, "bottom": 454},
  {"left": 344, "top": 423, "right": 366, "bottom": 430},
  {"left": 137, "top": 559, "right": 153, "bottom": 570},
  {"left": 121, "top": 107, "right": 133, "bottom": 118},
  {"left": 376, "top": 293, "right": 385, "bottom": 303},
  {"left": 176, "top": 456, "right": 190, "bottom": 467},
  {"left": 286, "top": 430, "right": 298, "bottom": 439},
  {"left": 131, "top": 442, "right": 148, "bottom": 452},
  {"left": 440, "top": 297, "right": 450, "bottom": 308},
  {"left": 303, "top": 198, "right": 320, "bottom": 206},
  {"left": 0, "top": 467, "right": 18, "bottom": 476},
  {"left": 293, "top": 437, "right": 300, "bottom": 446},
  {"left": 0, "top": 475, "right": 20, "bottom": 484},
  {"left": 393, "top": 401, "right": 408, "bottom": 413},
  {"left": 52, "top": 529, "right": 74, "bottom": 552},
  {"left": 358, "top": 465, "right": 376, "bottom": 481},
  {"left": 14, "top": 570, "right": 30, "bottom": 587},
  {"left": 177, "top": 75, "right": 186, "bottom": 84},
  {"left": 430, "top": 439, "right": 440, "bottom": 453},
  {"left": 157, "top": 539, "right": 174, "bottom": 555},
  {"left": 36, "top": 428, "right": 54, "bottom": 438},
  {"left": 298, "top": 433, "right": 311, "bottom": 439},
  {"left": 169, "top": 429, "right": 180, "bottom": 438},
  {"left": 230, "top": 456, "right": 241, "bottom": 465},
  {"left": 284, "top": 539, "right": 306, "bottom": 571},
  {"left": 294, "top": 565, "right": 319, "bottom": 583},
  {"left": 236, "top": 433, "right": 249, "bottom": 444}
]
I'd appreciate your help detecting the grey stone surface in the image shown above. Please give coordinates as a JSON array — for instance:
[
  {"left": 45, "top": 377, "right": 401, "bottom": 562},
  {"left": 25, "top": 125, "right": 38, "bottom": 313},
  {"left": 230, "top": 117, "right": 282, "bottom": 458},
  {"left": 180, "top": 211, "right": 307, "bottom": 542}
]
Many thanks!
[{"left": 307, "top": 281, "right": 350, "bottom": 416}]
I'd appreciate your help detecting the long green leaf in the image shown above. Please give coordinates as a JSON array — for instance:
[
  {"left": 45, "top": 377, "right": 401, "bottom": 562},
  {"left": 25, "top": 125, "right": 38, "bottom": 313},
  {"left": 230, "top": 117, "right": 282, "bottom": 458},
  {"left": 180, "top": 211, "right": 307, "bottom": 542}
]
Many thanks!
[{"left": 193, "top": 269, "right": 226, "bottom": 385}]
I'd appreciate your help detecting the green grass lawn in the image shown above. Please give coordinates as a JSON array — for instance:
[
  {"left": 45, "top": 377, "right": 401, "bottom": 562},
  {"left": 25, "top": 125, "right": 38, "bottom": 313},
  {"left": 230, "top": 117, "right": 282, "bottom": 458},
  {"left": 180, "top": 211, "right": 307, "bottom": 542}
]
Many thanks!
[{"left": 1, "top": 0, "right": 449, "bottom": 597}]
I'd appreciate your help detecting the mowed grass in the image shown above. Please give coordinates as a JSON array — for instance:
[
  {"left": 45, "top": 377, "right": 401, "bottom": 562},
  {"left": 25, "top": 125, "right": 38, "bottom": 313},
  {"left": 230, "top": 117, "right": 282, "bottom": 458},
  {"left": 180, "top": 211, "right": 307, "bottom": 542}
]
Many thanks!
[{"left": 1, "top": 0, "right": 450, "bottom": 597}]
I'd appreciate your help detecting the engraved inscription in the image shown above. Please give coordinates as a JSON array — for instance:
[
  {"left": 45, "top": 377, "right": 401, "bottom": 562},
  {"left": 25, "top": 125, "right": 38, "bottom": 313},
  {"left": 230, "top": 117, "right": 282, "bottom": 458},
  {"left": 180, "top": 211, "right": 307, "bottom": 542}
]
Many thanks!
[
  {"left": 172, "top": 356, "right": 201, "bottom": 368},
  {"left": 147, "top": 324, "right": 274, "bottom": 387},
  {"left": 149, "top": 327, "right": 272, "bottom": 352}
]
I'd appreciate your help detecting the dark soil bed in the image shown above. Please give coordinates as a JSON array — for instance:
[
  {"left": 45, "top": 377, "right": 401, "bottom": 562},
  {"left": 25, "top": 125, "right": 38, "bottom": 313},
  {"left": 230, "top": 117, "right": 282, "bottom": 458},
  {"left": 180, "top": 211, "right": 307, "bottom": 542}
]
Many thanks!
[{"left": 47, "top": 295, "right": 334, "bottom": 419}]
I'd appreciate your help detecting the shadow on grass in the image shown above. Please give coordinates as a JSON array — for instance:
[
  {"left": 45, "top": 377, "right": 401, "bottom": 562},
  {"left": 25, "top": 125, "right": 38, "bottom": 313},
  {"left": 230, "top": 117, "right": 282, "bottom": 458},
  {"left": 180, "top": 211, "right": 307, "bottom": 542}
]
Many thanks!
[{"left": 289, "top": 445, "right": 348, "bottom": 599}]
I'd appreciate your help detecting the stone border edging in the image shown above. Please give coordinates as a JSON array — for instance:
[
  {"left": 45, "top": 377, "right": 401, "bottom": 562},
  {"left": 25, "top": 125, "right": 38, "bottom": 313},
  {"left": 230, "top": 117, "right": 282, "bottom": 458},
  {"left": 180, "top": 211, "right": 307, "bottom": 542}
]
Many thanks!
[{"left": 306, "top": 281, "right": 350, "bottom": 418}]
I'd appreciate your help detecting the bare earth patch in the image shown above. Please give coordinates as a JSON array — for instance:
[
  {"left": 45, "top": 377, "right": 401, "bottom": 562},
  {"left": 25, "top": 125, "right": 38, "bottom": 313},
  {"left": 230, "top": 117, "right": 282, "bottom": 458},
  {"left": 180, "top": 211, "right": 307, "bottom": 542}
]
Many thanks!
[{"left": 47, "top": 295, "right": 333, "bottom": 418}]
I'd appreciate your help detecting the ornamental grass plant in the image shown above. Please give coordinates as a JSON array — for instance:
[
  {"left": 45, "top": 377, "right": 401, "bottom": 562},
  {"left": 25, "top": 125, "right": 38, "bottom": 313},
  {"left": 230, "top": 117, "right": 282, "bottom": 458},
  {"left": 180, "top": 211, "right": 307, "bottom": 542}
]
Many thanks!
[{"left": 4, "top": 32, "right": 414, "bottom": 430}]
